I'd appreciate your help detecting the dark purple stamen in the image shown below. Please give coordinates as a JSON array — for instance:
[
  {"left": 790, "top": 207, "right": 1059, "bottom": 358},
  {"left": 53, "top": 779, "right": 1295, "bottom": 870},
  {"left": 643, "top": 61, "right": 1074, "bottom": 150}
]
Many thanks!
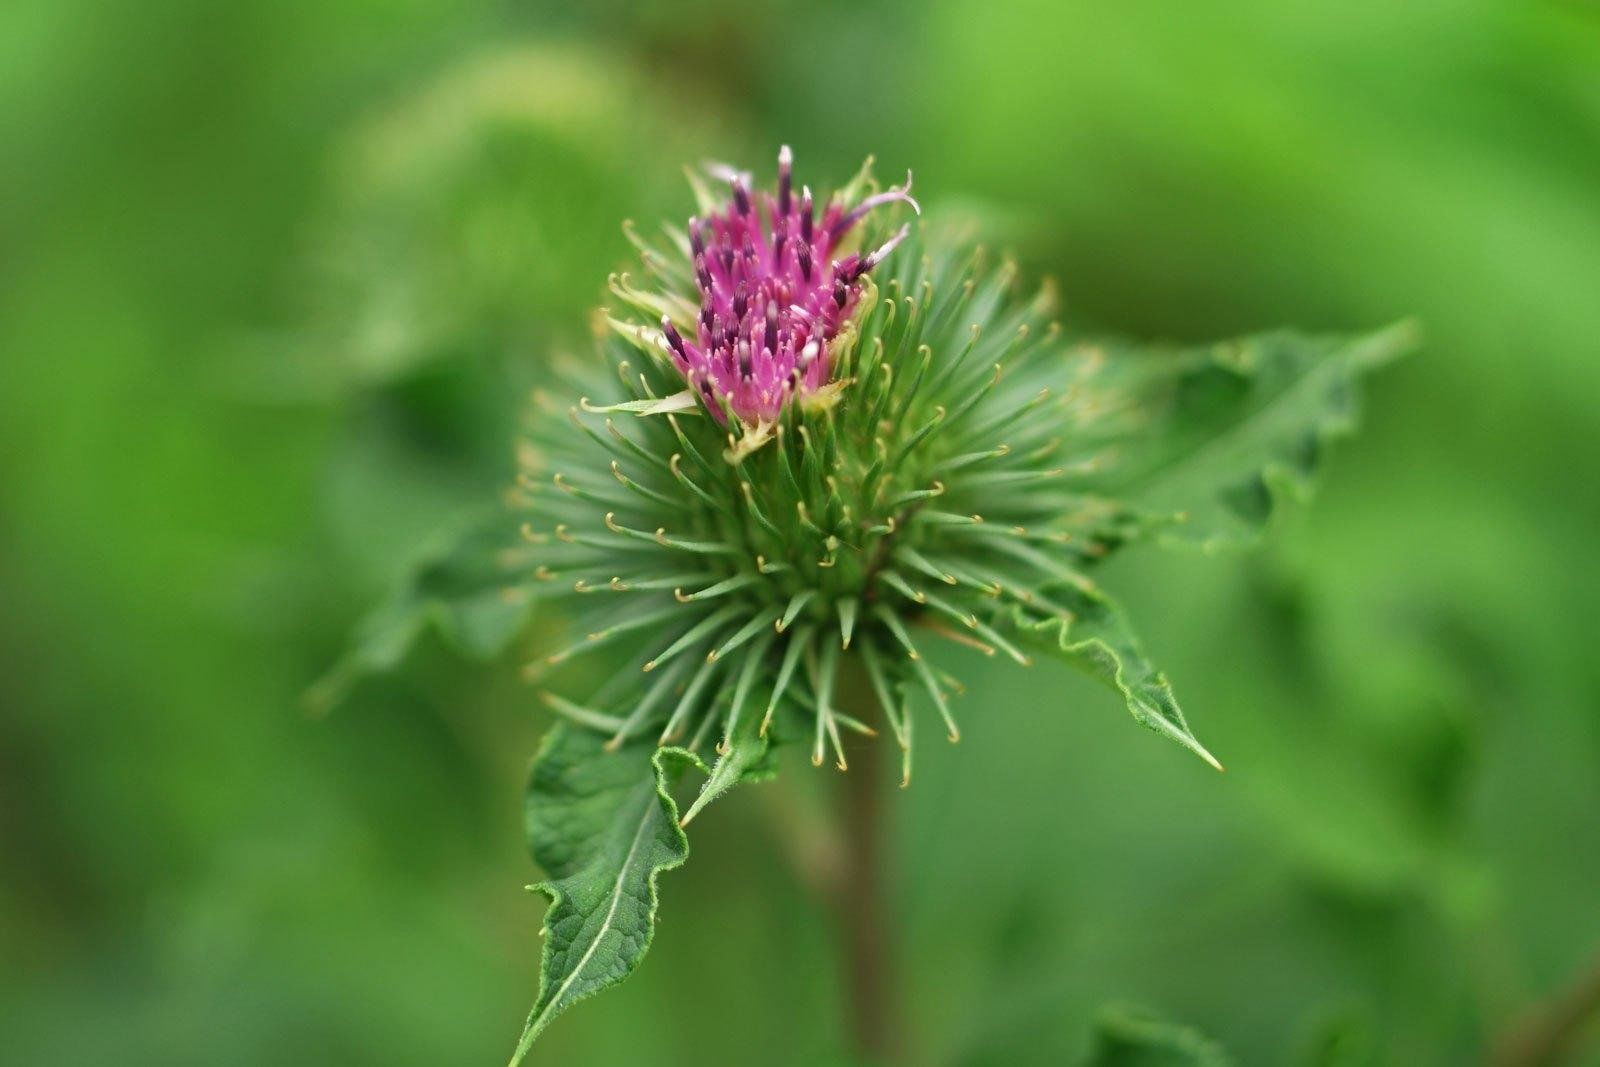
[{"left": 662, "top": 318, "right": 689, "bottom": 360}]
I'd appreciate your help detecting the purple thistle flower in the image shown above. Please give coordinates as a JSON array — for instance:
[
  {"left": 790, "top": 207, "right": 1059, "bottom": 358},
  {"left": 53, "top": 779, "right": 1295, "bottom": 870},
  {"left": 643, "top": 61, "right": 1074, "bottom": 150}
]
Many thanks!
[{"left": 661, "top": 146, "right": 919, "bottom": 427}]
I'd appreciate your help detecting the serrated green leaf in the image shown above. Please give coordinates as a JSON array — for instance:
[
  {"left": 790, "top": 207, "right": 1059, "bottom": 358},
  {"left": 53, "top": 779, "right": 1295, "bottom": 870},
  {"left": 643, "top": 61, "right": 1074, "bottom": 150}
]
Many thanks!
[
  {"left": 1008, "top": 583, "right": 1222, "bottom": 771},
  {"left": 1081, "top": 323, "right": 1416, "bottom": 551},
  {"left": 308, "top": 508, "right": 529, "bottom": 711},
  {"left": 511, "top": 724, "right": 706, "bottom": 1063},
  {"left": 1083, "top": 1004, "right": 1234, "bottom": 1067}
]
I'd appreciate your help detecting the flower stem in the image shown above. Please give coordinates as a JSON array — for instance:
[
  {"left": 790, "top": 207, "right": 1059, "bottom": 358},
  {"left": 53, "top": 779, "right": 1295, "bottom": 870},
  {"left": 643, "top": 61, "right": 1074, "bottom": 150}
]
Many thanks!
[
  {"left": 832, "top": 658, "right": 901, "bottom": 1065},
  {"left": 1491, "top": 945, "right": 1600, "bottom": 1067}
]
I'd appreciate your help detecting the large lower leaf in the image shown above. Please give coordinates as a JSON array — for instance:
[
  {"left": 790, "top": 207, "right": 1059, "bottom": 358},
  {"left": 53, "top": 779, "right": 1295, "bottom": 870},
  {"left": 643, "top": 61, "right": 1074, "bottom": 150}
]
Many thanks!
[
  {"left": 1006, "top": 582, "right": 1222, "bottom": 771},
  {"left": 1076, "top": 324, "right": 1416, "bottom": 551},
  {"left": 510, "top": 725, "right": 702, "bottom": 1063}
]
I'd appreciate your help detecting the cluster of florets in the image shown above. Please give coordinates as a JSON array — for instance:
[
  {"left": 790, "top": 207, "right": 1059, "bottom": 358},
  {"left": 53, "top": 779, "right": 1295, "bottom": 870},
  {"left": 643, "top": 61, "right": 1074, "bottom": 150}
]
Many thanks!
[{"left": 662, "top": 146, "right": 917, "bottom": 427}]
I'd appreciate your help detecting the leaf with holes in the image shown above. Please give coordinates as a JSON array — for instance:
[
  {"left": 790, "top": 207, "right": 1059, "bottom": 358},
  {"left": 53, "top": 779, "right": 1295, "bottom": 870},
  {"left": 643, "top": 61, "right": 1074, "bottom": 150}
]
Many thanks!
[{"left": 1073, "top": 323, "right": 1416, "bottom": 551}]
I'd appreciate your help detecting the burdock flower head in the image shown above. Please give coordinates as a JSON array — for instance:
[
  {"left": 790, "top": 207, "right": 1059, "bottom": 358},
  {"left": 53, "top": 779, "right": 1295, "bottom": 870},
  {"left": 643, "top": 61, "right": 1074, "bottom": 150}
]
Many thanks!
[
  {"left": 360, "top": 147, "right": 1410, "bottom": 1060},
  {"left": 661, "top": 146, "right": 916, "bottom": 435},
  {"left": 521, "top": 146, "right": 1222, "bottom": 792}
]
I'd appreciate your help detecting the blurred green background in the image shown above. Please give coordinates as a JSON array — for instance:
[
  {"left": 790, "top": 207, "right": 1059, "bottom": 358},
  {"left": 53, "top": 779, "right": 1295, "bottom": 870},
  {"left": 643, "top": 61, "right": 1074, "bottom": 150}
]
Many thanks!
[{"left": 4, "top": 1, "right": 1599, "bottom": 1064}]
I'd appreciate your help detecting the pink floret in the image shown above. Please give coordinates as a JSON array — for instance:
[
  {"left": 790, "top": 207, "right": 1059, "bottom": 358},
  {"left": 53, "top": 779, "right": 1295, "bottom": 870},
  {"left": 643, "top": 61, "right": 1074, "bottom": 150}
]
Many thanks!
[{"left": 660, "top": 147, "right": 917, "bottom": 425}]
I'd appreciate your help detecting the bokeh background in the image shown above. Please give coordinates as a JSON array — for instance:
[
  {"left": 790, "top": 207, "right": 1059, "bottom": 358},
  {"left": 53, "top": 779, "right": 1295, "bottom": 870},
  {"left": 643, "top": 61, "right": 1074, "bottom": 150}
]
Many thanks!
[{"left": 4, "top": 1, "right": 1599, "bottom": 1064}]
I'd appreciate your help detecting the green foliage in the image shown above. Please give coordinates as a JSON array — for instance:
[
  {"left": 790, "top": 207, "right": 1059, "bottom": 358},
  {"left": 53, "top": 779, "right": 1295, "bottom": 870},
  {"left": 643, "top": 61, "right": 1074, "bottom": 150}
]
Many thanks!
[
  {"left": 307, "top": 510, "right": 531, "bottom": 712},
  {"left": 295, "top": 43, "right": 735, "bottom": 390},
  {"left": 512, "top": 725, "right": 702, "bottom": 1061},
  {"left": 1011, "top": 582, "right": 1220, "bottom": 770},
  {"left": 10, "top": 1, "right": 1600, "bottom": 1064},
  {"left": 1008, "top": 325, "right": 1415, "bottom": 763},
  {"left": 1084, "top": 1005, "right": 1233, "bottom": 1067},
  {"left": 1077, "top": 326, "right": 1417, "bottom": 550}
]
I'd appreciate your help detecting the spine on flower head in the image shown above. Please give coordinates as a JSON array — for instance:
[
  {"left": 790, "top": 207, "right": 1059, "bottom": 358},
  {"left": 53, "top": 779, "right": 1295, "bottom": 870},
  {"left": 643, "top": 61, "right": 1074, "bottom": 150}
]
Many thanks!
[{"left": 664, "top": 147, "right": 919, "bottom": 428}]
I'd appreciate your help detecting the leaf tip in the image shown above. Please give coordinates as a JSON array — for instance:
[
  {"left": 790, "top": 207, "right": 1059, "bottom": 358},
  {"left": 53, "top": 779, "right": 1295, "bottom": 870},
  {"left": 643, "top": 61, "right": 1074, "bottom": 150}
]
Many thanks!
[
  {"left": 678, "top": 793, "right": 710, "bottom": 828},
  {"left": 1191, "top": 739, "right": 1225, "bottom": 773}
]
